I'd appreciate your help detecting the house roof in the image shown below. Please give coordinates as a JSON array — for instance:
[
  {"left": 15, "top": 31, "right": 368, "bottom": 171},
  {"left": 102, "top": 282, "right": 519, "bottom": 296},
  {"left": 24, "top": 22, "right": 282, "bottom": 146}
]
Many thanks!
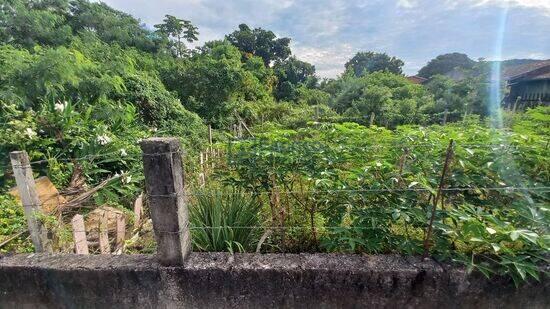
[
  {"left": 406, "top": 75, "right": 428, "bottom": 84},
  {"left": 503, "top": 60, "right": 550, "bottom": 81}
]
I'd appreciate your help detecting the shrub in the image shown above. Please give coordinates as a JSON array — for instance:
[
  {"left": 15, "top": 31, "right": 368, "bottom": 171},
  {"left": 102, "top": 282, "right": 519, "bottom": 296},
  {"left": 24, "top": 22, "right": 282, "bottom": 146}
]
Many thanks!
[{"left": 190, "top": 189, "right": 263, "bottom": 252}]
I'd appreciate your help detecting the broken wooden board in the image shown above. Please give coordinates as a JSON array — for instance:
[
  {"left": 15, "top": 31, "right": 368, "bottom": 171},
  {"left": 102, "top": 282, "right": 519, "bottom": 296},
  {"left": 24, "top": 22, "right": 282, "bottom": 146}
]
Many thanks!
[
  {"left": 85, "top": 206, "right": 126, "bottom": 234},
  {"left": 9, "top": 176, "right": 66, "bottom": 214}
]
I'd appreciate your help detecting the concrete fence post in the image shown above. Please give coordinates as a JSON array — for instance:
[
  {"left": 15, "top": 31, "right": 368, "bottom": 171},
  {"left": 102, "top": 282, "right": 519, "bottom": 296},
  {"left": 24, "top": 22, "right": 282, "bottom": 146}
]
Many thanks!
[
  {"left": 9, "top": 151, "right": 52, "bottom": 253},
  {"left": 140, "top": 137, "right": 191, "bottom": 266}
]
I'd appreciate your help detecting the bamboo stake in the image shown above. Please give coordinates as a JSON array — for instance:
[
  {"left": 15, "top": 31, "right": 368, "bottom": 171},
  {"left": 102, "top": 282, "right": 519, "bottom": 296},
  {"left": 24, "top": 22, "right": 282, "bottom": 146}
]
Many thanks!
[{"left": 423, "top": 139, "right": 454, "bottom": 258}]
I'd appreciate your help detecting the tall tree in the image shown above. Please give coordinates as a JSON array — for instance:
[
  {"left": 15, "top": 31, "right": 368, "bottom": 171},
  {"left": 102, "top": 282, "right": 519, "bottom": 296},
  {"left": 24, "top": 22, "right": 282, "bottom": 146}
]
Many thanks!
[
  {"left": 226, "top": 24, "right": 291, "bottom": 66},
  {"left": 273, "top": 57, "right": 317, "bottom": 101},
  {"left": 154, "top": 15, "right": 198, "bottom": 57},
  {"left": 345, "top": 52, "right": 404, "bottom": 77},
  {"left": 418, "top": 53, "right": 475, "bottom": 78},
  {"left": 0, "top": 0, "right": 72, "bottom": 48},
  {"left": 69, "top": 0, "right": 162, "bottom": 53}
]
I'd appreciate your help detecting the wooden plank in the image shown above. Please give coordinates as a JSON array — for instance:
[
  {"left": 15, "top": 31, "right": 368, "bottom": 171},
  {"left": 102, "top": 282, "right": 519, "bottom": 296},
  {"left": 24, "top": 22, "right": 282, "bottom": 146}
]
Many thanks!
[
  {"left": 99, "top": 212, "right": 110, "bottom": 254},
  {"left": 71, "top": 214, "right": 89, "bottom": 254},
  {"left": 9, "top": 176, "right": 67, "bottom": 214},
  {"left": 9, "top": 151, "right": 52, "bottom": 253},
  {"left": 133, "top": 194, "right": 143, "bottom": 229},
  {"left": 115, "top": 214, "right": 126, "bottom": 254}
]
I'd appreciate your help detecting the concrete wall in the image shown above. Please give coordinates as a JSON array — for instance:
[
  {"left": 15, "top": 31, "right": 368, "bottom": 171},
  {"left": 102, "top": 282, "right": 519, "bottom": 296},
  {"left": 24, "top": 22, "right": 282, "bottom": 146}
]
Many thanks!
[{"left": 0, "top": 253, "right": 547, "bottom": 308}]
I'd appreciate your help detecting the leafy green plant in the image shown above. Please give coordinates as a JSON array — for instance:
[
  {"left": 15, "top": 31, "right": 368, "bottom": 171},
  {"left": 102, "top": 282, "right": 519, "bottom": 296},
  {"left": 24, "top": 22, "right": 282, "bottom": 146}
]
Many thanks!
[{"left": 190, "top": 189, "right": 263, "bottom": 252}]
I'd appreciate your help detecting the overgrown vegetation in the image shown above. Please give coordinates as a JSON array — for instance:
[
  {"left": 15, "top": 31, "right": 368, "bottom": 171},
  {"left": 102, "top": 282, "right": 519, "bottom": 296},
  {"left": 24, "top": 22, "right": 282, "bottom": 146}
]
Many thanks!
[{"left": 0, "top": 0, "right": 547, "bottom": 286}]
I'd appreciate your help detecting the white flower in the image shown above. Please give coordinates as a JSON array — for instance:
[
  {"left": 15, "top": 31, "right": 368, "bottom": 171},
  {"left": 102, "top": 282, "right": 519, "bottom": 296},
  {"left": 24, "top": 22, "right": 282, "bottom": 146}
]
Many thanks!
[
  {"left": 54, "top": 101, "right": 67, "bottom": 112},
  {"left": 25, "top": 128, "right": 37, "bottom": 139},
  {"left": 122, "top": 174, "right": 132, "bottom": 184},
  {"left": 96, "top": 134, "right": 112, "bottom": 145},
  {"left": 150, "top": 127, "right": 158, "bottom": 132},
  {"left": 120, "top": 148, "right": 127, "bottom": 157},
  {"left": 122, "top": 175, "right": 132, "bottom": 184}
]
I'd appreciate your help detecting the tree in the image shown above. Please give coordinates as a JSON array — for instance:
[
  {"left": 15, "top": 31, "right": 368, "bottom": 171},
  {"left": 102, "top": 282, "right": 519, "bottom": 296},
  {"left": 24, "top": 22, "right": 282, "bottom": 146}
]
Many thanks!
[
  {"left": 330, "top": 71, "right": 433, "bottom": 126},
  {"left": 154, "top": 15, "right": 198, "bottom": 57},
  {"left": 160, "top": 41, "right": 274, "bottom": 127},
  {"left": 345, "top": 52, "right": 404, "bottom": 77},
  {"left": 0, "top": 0, "right": 73, "bottom": 48},
  {"left": 226, "top": 24, "right": 291, "bottom": 66},
  {"left": 69, "top": 0, "right": 163, "bottom": 53},
  {"left": 418, "top": 53, "right": 475, "bottom": 78},
  {"left": 273, "top": 57, "right": 317, "bottom": 101}
]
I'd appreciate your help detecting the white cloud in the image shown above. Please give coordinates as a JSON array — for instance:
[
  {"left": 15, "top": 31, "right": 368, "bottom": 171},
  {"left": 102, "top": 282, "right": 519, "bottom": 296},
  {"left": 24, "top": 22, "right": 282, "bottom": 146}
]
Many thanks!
[
  {"left": 292, "top": 43, "right": 355, "bottom": 78},
  {"left": 469, "top": 0, "right": 550, "bottom": 13},
  {"left": 397, "top": 0, "right": 418, "bottom": 9},
  {"left": 102, "top": 0, "right": 550, "bottom": 77}
]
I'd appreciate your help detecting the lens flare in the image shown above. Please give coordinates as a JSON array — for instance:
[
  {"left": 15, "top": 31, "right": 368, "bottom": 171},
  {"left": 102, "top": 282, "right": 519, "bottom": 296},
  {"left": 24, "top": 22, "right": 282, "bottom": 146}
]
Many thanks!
[{"left": 488, "top": 5, "right": 509, "bottom": 128}]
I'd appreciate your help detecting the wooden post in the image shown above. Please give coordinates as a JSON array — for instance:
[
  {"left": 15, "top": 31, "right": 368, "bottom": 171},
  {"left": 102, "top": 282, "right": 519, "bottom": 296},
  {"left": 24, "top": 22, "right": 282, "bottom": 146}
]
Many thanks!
[
  {"left": 208, "top": 124, "right": 213, "bottom": 146},
  {"left": 99, "top": 212, "right": 110, "bottom": 254},
  {"left": 369, "top": 112, "right": 375, "bottom": 127},
  {"left": 9, "top": 151, "right": 52, "bottom": 253},
  {"left": 71, "top": 214, "right": 89, "bottom": 254},
  {"left": 423, "top": 140, "right": 454, "bottom": 258},
  {"left": 199, "top": 151, "right": 205, "bottom": 188},
  {"left": 513, "top": 96, "right": 520, "bottom": 113},
  {"left": 140, "top": 137, "right": 191, "bottom": 266}
]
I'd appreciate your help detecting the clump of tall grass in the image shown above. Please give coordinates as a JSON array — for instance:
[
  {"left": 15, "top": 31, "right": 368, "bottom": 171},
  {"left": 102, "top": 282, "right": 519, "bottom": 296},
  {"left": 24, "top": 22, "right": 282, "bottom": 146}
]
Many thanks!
[{"left": 190, "top": 189, "right": 263, "bottom": 252}]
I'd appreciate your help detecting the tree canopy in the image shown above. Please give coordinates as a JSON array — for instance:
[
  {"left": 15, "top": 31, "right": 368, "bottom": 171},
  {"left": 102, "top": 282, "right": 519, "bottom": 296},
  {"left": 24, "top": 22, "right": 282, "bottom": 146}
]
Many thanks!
[
  {"left": 154, "top": 15, "right": 198, "bottom": 57},
  {"left": 273, "top": 57, "right": 317, "bottom": 101},
  {"left": 418, "top": 52, "right": 476, "bottom": 78},
  {"left": 345, "top": 51, "right": 404, "bottom": 77},
  {"left": 226, "top": 24, "right": 291, "bottom": 66}
]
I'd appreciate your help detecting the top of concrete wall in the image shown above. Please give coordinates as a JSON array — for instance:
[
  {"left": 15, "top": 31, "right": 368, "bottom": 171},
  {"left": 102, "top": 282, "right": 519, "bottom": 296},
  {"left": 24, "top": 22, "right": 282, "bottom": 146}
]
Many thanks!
[{"left": 0, "top": 253, "right": 548, "bottom": 309}]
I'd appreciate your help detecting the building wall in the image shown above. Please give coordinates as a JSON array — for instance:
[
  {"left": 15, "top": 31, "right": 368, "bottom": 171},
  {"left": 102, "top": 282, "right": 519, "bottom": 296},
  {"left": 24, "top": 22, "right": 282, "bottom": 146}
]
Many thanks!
[{"left": 509, "top": 79, "right": 550, "bottom": 106}]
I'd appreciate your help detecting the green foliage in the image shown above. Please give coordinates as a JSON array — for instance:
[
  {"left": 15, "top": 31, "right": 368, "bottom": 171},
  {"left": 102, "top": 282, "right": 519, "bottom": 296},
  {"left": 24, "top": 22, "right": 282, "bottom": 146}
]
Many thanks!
[
  {"left": 154, "top": 14, "right": 198, "bottom": 57},
  {"left": 0, "top": 0, "right": 547, "bottom": 286},
  {"left": 190, "top": 189, "right": 263, "bottom": 252},
  {"left": 418, "top": 52, "right": 476, "bottom": 78},
  {"left": 0, "top": 0, "right": 73, "bottom": 48},
  {"left": 345, "top": 51, "right": 404, "bottom": 77},
  {"left": 328, "top": 71, "right": 434, "bottom": 126},
  {"left": 216, "top": 114, "right": 549, "bottom": 282},
  {"left": 0, "top": 195, "right": 32, "bottom": 253},
  {"left": 226, "top": 24, "right": 291, "bottom": 66},
  {"left": 161, "top": 41, "right": 274, "bottom": 128},
  {"left": 68, "top": 0, "right": 165, "bottom": 53},
  {"left": 273, "top": 57, "right": 317, "bottom": 101}
]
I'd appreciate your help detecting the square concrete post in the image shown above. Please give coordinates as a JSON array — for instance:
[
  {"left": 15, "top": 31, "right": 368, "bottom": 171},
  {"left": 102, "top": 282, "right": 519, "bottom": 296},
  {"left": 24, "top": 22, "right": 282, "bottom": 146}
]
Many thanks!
[{"left": 140, "top": 138, "right": 191, "bottom": 266}]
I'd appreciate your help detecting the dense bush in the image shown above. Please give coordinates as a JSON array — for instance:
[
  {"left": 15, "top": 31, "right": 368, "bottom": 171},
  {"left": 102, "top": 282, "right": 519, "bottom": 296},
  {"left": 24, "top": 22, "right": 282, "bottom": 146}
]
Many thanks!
[{"left": 215, "top": 109, "right": 549, "bottom": 283}]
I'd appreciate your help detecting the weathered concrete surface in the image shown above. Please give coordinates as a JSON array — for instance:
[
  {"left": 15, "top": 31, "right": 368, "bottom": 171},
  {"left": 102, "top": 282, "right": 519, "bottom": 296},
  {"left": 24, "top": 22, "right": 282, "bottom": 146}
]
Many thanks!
[{"left": 0, "top": 253, "right": 547, "bottom": 308}]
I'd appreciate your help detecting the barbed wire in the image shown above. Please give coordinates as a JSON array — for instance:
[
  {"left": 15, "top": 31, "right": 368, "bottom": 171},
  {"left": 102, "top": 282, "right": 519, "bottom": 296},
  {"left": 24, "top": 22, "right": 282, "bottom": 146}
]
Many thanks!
[
  {"left": 66, "top": 225, "right": 411, "bottom": 234},
  {"left": 139, "top": 187, "right": 550, "bottom": 200},
  {"left": 5, "top": 137, "right": 546, "bottom": 169}
]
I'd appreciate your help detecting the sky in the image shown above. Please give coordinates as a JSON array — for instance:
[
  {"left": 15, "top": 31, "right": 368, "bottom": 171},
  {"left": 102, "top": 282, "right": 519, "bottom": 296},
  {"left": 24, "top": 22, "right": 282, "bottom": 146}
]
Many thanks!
[{"left": 100, "top": 0, "right": 550, "bottom": 78}]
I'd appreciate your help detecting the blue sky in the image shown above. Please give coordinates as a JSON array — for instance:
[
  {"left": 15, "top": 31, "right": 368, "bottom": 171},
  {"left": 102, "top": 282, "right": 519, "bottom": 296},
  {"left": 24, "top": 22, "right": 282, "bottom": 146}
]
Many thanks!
[{"left": 101, "top": 0, "right": 550, "bottom": 77}]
